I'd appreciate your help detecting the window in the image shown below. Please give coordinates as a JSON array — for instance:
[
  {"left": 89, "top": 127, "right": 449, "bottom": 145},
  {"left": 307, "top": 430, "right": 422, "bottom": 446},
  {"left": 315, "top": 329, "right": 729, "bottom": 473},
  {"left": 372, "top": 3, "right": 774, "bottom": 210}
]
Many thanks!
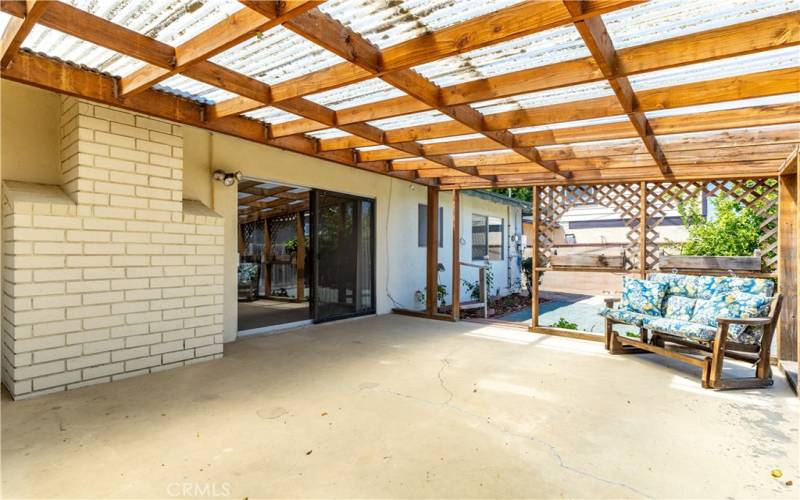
[
  {"left": 471, "top": 214, "right": 504, "bottom": 260},
  {"left": 418, "top": 204, "right": 444, "bottom": 247}
]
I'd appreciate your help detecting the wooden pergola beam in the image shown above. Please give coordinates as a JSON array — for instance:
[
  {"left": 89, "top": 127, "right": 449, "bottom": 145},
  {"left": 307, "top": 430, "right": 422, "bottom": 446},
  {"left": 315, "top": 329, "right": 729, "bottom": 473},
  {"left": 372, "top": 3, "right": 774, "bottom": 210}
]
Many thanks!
[
  {"left": 120, "top": 1, "right": 320, "bottom": 96},
  {"left": 269, "top": 11, "right": 800, "bottom": 137},
  {"left": 564, "top": 1, "right": 668, "bottom": 173},
  {"left": 1, "top": 50, "right": 439, "bottom": 188},
  {"left": 208, "top": 0, "right": 635, "bottom": 119},
  {"left": 272, "top": 3, "right": 565, "bottom": 178},
  {"left": 0, "top": 0, "right": 47, "bottom": 68},
  {"left": 436, "top": 161, "right": 782, "bottom": 189},
  {"left": 325, "top": 69, "right": 798, "bottom": 148}
]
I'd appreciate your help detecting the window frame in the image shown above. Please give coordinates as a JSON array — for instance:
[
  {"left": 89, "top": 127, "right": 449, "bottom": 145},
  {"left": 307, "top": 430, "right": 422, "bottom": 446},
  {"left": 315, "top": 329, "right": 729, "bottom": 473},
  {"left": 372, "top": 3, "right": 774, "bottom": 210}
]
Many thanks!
[{"left": 471, "top": 213, "right": 504, "bottom": 261}]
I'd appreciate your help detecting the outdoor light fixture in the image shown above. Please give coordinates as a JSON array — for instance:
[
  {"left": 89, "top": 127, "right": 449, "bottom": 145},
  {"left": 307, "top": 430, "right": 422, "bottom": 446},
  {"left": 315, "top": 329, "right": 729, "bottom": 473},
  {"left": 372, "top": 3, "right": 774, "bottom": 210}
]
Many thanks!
[{"left": 212, "top": 170, "right": 242, "bottom": 186}]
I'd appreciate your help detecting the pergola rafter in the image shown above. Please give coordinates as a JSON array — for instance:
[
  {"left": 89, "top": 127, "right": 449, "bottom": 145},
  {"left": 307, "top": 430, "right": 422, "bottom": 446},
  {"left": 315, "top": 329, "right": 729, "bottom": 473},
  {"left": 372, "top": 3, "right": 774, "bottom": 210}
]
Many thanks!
[
  {"left": 0, "top": 0, "right": 797, "bottom": 188},
  {"left": 271, "top": 10, "right": 799, "bottom": 140}
]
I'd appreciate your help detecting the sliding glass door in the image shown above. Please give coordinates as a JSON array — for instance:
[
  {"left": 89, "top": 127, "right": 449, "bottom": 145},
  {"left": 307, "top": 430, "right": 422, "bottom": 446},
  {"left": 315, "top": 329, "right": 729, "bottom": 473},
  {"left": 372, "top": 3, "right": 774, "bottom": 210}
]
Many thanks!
[{"left": 311, "top": 190, "right": 375, "bottom": 322}]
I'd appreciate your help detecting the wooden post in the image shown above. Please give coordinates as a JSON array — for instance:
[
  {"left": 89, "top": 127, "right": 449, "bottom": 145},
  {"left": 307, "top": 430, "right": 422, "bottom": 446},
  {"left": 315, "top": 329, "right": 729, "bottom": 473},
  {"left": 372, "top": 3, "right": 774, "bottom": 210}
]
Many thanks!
[
  {"left": 296, "top": 212, "right": 306, "bottom": 301},
  {"left": 451, "top": 190, "right": 461, "bottom": 321},
  {"left": 426, "top": 186, "right": 439, "bottom": 315},
  {"left": 778, "top": 172, "right": 798, "bottom": 366},
  {"left": 262, "top": 219, "right": 271, "bottom": 297},
  {"left": 531, "top": 186, "right": 540, "bottom": 329},
  {"left": 639, "top": 181, "right": 647, "bottom": 278}
]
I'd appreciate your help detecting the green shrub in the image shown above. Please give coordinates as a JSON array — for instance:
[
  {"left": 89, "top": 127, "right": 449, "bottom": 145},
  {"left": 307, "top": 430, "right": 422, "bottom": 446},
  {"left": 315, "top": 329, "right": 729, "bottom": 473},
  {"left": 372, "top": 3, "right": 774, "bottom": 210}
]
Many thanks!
[
  {"left": 678, "top": 195, "right": 764, "bottom": 257},
  {"left": 551, "top": 317, "right": 578, "bottom": 330}
]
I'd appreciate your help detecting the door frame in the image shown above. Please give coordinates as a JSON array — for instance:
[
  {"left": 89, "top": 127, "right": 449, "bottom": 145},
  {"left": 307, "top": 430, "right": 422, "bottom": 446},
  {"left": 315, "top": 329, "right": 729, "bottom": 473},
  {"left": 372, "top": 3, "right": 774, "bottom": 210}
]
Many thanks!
[{"left": 310, "top": 189, "right": 377, "bottom": 323}]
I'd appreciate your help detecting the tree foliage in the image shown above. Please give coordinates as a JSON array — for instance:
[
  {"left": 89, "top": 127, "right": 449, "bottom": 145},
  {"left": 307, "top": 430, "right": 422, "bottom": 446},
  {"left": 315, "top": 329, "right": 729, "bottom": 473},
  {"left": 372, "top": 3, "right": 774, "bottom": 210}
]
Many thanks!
[
  {"left": 486, "top": 187, "right": 532, "bottom": 202},
  {"left": 678, "top": 195, "right": 764, "bottom": 257}
]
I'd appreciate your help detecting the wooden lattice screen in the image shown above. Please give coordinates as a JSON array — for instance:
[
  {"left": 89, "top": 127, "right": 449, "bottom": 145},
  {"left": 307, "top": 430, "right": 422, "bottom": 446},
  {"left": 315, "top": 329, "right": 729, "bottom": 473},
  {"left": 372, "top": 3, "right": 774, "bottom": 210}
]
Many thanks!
[
  {"left": 535, "top": 178, "right": 779, "bottom": 274},
  {"left": 537, "top": 183, "right": 644, "bottom": 272}
]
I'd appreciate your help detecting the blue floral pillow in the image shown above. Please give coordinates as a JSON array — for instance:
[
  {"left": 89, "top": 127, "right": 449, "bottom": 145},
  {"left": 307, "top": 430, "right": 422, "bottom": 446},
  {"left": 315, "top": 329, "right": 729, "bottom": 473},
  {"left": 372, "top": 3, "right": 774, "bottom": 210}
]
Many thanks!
[
  {"left": 690, "top": 291, "right": 769, "bottom": 338},
  {"left": 621, "top": 277, "right": 667, "bottom": 317},
  {"left": 662, "top": 296, "right": 696, "bottom": 321}
]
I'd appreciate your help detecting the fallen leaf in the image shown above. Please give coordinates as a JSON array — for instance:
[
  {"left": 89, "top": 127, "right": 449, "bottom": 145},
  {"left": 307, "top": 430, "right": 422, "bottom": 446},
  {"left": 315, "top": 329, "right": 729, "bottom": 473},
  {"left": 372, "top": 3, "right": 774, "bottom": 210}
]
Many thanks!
[
  {"left": 786, "top": 480, "right": 793, "bottom": 486},
  {"left": 321, "top": 412, "right": 328, "bottom": 416},
  {"left": 306, "top": 450, "right": 312, "bottom": 455},
  {"left": 771, "top": 469, "right": 783, "bottom": 478}
]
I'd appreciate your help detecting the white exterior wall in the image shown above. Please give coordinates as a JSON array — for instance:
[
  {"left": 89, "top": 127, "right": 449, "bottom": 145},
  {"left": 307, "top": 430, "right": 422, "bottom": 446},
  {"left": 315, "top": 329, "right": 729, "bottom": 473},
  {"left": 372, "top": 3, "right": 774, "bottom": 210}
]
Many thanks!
[
  {"left": 1, "top": 98, "right": 224, "bottom": 399},
  {"left": 186, "top": 130, "right": 523, "bottom": 336}
]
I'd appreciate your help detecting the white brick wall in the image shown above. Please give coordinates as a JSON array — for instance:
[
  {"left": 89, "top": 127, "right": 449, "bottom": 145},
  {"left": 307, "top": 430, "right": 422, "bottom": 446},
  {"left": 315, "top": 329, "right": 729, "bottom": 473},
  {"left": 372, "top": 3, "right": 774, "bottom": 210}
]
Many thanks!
[{"left": 2, "top": 98, "right": 224, "bottom": 399}]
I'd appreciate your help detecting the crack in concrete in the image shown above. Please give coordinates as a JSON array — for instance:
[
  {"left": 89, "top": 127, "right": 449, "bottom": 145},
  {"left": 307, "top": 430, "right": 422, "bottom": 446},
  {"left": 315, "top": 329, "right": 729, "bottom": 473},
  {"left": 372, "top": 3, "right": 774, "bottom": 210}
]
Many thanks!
[{"left": 372, "top": 347, "right": 653, "bottom": 499}]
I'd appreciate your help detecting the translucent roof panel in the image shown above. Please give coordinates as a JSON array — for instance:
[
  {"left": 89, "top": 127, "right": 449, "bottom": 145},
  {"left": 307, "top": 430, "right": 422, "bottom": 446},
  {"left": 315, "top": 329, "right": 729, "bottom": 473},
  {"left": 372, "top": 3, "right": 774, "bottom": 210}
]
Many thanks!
[
  {"left": 210, "top": 25, "right": 345, "bottom": 86},
  {"left": 320, "top": 0, "right": 526, "bottom": 50},
  {"left": 22, "top": 24, "right": 147, "bottom": 77},
  {"left": 604, "top": 0, "right": 800, "bottom": 49},
  {"left": 156, "top": 75, "right": 237, "bottom": 104},
  {"left": 413, "top": 25, "right": 589, "bottom": 87},
  {"left": 244, "top": 107, "right": 303, "bottom": 125},
  {"left": 0, "top": 11, "right": 11, "bottom": 34},
  {"left": 472, "top": 82, "right": 614, "bottom": 115},
  {"left": 357, "top": 145, "right": 391, "bottom": 152},
  {"left": 306, "top": 129, "right": 352, "bottom": 140},
  {"left": 644, "top": 93, "right": 800, "bottom": 119},
  {"left": 368, "top": 110, "right": 452, "bottom": 130},
  {"left": 306, "top": 79, "right": 406, "bottom": 110},
  {"left": 510, "top": 115, "right": 629, "bottom": 134},
  {"left": 64, "top": 0, "right": 245, "bottom": 47},
  {"left": 630, "top": 47, "right": 800, "bottom": 91}
]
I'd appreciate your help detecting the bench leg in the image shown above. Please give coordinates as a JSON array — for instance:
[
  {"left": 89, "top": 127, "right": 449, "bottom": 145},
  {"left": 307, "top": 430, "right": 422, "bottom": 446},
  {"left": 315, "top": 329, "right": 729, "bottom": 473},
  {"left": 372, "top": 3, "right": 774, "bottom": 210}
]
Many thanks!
[
  {"left": 709, "top": 325, "right": 728, "bottom": 389},
  {"left": 701, "top": 357, "right": 712, "bottom": 389},
  {"left": 604, "top": 319, "right": 613, "bottom": 351},
  {"left": 609, "top": 330, "right": 625, "bottom": 354},
  {"left": 639, "top": 327, "right": 648, "bottom": 343}
]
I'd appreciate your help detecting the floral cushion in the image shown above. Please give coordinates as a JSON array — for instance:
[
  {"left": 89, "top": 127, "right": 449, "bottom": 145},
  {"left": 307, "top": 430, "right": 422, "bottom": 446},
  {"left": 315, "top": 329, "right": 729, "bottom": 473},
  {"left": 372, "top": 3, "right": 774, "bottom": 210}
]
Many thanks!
[
  {"left": 690, "top": 291, "right": 769, "bottom": 342},
  {"left": 649, "top": 273, "right": 727, "bottom": 300},
  {"left": 641, "top": 317, "right": 718, "bottom": 343},
  {"left": 238, "top": 263, "right": 259, "bottom": 283},
  {"left": 649, "top": 273, "right": 775, "bottom": 300},
  {"left": 598, "top": 307, "right": 652, "bottom": 327},
  {"left": 661, "top": 295, "right": 696, "bottom": 321},
  {"left": 620, "top": 277, "right": 667, "bottom": 316}
]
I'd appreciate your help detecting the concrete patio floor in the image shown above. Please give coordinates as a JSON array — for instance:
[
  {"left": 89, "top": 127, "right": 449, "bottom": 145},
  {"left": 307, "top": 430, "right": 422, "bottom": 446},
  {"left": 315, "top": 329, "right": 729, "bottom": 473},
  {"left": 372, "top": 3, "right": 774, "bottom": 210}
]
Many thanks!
[{"left": 2, "top": 315, "right": 798, "bottom": 499}]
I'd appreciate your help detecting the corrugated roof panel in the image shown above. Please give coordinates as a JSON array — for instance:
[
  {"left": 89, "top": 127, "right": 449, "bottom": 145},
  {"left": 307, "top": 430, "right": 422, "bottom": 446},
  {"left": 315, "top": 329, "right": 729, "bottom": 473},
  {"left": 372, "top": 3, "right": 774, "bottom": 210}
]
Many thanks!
[
  {"left": 630, "top": 47, "right": 800, "bottom": 91},
  {"left": 604, "top": 0, "right": 800, "bottom": 49},
  {"left": 472, "top": 81, "right": 614, "bottom": 115},
  {"left": 319, "top": 0, "right": 526, "bottom": 50},
  {"left": 357, "top": 145, "right": 391, "bottom": 152},
  {"left": 306, "top": 79, "right": 406, "bottom": 110},
  {"left": 368, "top": 110, "right": 452, "bottom": 130},
  {"left": 22, "top": 24, "right": 147, "bottom": 77},
  {"left": 0, "top": 11, "right": 11, "bottom": 34},
  {"left": 210, "top": 25, "right": 345, "bottom": 85},
  {"left": 509, "top": 115, "right": 629, "bottom": 134},
  {"left": 413, "top": 25, "right": 590, "bottom": 87},
  {"left": 64, "top": 0, "right": 245, "bottom": 47},
  {"left": 244, "top": 107, "right": 303, "bottom": 124},
  {"left": 644, "top": 93, "right": 800, "bottom": 119},
  {"left": 157, "top": 74, "right": 237, "bottom": 104},
  {"left": 306, "top": 129, "right": 352, "bottom": 139}
]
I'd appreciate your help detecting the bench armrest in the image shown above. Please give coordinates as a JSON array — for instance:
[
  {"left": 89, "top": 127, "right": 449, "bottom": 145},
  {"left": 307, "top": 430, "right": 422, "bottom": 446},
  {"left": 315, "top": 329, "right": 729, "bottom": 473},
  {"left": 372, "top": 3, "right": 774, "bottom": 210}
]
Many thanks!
[
  {"left": 716, "top": 317, "right": 772, "bottom": 326},
  {"left": 604, "top": 297, "right": 621, "bottom": 308}
]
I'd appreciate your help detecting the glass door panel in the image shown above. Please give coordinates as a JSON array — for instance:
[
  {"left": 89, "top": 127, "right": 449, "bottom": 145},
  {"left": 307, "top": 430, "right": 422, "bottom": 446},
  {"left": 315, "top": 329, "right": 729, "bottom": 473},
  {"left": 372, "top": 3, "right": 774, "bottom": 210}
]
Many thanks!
[{"left": 311, "top": 191, "right": 375, "bottom": 322}]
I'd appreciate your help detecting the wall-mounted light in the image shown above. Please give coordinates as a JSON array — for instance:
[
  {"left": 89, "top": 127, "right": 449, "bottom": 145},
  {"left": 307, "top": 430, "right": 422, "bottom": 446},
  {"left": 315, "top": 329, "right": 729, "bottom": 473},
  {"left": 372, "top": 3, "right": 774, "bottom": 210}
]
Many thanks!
[{"left": 212, "top": 169, "right": 242, "bottom": 186}]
